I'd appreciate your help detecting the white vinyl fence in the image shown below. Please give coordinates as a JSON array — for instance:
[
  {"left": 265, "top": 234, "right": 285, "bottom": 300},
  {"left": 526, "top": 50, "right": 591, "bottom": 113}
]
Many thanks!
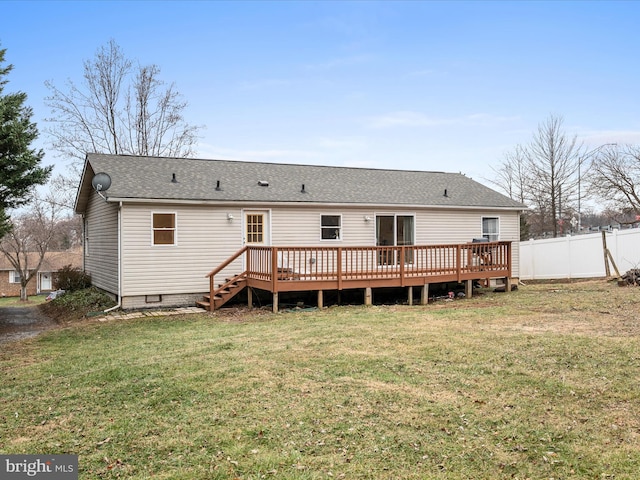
[{"left": 519, "top": 228, "right": 640, "bottom": 280}]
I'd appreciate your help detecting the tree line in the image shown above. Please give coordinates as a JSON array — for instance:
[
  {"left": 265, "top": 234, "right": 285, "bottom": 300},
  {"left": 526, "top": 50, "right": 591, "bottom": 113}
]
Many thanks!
[{"left": 490, "top": 114, "right": 640, "bottom": 240}]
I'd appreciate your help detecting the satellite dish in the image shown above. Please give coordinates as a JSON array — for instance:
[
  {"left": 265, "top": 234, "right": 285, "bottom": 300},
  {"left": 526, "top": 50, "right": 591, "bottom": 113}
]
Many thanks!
[{"left": 91, "top": 172, "right": 112, "bottom": 192}]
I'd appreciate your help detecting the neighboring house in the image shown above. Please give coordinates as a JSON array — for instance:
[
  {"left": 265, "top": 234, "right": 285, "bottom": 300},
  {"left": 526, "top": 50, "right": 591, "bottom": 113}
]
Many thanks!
[
  {"left": 0, "top": 249, "right": 82, "bottom": 297},
  {"left": 74, "top": 153, "right": 525, "bottom": 310}
]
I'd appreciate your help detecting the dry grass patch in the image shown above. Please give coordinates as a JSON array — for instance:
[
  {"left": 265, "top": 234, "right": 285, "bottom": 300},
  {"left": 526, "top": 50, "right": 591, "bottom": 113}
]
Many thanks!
[{"left": 1, "top": 280, "right": 639, "bottom": 479}]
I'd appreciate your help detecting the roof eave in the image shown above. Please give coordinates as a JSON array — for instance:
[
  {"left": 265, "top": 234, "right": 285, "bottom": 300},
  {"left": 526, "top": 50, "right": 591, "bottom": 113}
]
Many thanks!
[
  {"left": 104, "top": 196, "right": 525, "bottom": 211},
  {"left": 74, "top": 155, "right": 94, "bottom": 215}
]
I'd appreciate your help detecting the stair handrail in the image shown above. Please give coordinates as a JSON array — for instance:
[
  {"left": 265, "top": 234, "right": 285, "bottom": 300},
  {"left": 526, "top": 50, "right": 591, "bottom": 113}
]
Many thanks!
[{"left": 205, "top": 246, "right": 248, "bottom": 278}]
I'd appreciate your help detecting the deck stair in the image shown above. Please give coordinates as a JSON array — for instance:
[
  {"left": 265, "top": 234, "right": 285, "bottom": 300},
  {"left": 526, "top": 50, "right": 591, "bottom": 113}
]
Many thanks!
[{"left": 196, "top": 274, "right": 247, "bottom": 310}]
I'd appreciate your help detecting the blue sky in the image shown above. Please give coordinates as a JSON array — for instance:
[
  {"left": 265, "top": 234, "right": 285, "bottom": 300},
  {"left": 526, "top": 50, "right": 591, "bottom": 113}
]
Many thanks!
[{"left": 2, "top": 0, "right": 640, "bottom": 185}]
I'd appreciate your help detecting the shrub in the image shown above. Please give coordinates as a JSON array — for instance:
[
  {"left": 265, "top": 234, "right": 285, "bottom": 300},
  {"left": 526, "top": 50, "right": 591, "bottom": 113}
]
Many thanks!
[
  {"left": 51, "top": 287, "right": 114, "bottom": 311},
  {"left": 55, "top": 265, "right": 92, "bottom": 292},
  {"left": 41, "top": 287, "right": 117, "bottom": 322}
]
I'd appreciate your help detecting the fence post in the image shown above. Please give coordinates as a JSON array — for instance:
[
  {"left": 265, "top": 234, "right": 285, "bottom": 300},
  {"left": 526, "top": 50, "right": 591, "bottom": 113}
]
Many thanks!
[{"left": 601, "top": 231, "right": 611, "bottom": 278}]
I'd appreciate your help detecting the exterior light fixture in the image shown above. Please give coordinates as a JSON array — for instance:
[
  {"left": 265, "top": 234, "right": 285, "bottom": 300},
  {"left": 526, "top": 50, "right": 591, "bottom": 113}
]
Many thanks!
[
  {"left": 227, "top": 213, "right": 234, "bottom": 221},
  {"left": 364, "top": 216, "right": 372, "bottom": 222}
]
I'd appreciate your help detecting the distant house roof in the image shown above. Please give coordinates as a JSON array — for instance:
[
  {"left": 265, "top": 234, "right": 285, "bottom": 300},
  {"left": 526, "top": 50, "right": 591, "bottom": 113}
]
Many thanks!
[
  {"left": 0, "top": 250, "right": 82, "bottom": 272},
  {"left": 75, "top": 153, "right": 525, "bottom": 213}
]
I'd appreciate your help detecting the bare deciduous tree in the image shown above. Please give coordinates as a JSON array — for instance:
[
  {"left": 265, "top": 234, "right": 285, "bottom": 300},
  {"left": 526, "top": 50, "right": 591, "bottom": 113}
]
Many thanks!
[
  {"left": 527, "top": 115, "right": 583, "bottom": 237},
  {"left": 44, "top": 39, "right": 201, "bottom": 204},
  {"left": 487, "top": 144, "right": 531, "bottom": 240},
  {"left": 491, "top": 115, "right": 584, "bottom": 238},
  {"left": 587, "top": 144, "right": 640, "bottom": 222},
  {"left": 0, "top": 193, "right": 64, "bottom": 301},
  {"left": 489, "top": 144, "right": 528, "bottom": 204}
]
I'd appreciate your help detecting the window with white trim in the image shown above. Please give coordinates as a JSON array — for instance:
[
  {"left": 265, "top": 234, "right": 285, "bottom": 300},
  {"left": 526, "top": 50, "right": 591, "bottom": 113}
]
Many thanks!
[
  {"left": 321, "top": 215, "right": 341, "bottom": 240},
  {"left": 482, "top": 217, "right": 499, "bottom": 242},
  {"left": 152, "top": 213, "right": 176, "bottom": 245},
  {"left": 10, "top": 271, "right": 21, "bottom": 284}
]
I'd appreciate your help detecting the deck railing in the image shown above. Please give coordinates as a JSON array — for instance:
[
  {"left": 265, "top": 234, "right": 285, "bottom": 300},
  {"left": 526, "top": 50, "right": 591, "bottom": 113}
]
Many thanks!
[
  {"left": 240, "top": 241, "right": 511, "bottom": 291},
  {"left": 205, "top": 241, "right": 512, "bottom": 311}
]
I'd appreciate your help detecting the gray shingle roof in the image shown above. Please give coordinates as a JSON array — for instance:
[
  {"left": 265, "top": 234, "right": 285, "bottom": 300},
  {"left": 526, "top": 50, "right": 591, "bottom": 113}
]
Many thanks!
[{"left": 75, "top": 153, "right": 525, "bottom": 212}]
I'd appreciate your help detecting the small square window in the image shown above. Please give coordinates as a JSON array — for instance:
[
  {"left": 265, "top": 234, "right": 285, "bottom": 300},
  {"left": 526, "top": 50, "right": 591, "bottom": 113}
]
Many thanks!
[
  {"left": 321, "top": 215, "right": 341, "bottom": 240},
  {"left": 10, "top": 271, "right": 21, "bottom": 284},
  {"left": 153, "top": 213, "right": 176, "bottom": 245}
]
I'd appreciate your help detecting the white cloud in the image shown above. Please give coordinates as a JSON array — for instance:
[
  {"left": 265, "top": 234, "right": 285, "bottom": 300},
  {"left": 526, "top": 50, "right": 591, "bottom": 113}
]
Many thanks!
[
  {"left": 316, "top": 136, "right": 366, "bottom": 150},
  {"left": 405, "top": 68, "right": 442, "bottom": 79},
  {"left": 464, "top": 113, "right": 520, "bottom": 126},
  {"left": 365, "top": 111, "right": 445, "bottom": 128},
  {"left": 237, "top": 78, "right": 292, "bottom": 91},
  {"left": 578, "top": 130, "right": 640, "bottom": 146},
  {"left": 365, "top": 111, "right": 519, "bottom": 129},
  {"left": 196, "top": 142, "right": 321, "bottom": 163},
  {"left": 304, "top": 54, "right": 374, "bottom": 71}
]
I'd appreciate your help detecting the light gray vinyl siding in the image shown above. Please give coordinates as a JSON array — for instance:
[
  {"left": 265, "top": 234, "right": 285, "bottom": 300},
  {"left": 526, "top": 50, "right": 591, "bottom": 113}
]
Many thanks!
[
  {"left": 270, "top": 207, "right": 376, "bottom": 246},
  {"left": 118, "top": 203, "right": 520, "bottom": 300},
  {"left": 415, "top": 209, "right": 520, "bottom": 277},
  {"left": 270, "top": 205, "right": 520, "bottom": 277},
  {"left": 120, "top": 204, "right": 243, "bottom": 296},
  {"left": 84, "top": 192, "right": 119, "bottom": 295}
]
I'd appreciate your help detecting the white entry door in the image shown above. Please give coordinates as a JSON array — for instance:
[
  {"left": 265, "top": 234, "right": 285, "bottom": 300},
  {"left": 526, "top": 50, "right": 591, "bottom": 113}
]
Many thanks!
[{"left": 40, "top": 272, "right": 52, "bottom": 291}]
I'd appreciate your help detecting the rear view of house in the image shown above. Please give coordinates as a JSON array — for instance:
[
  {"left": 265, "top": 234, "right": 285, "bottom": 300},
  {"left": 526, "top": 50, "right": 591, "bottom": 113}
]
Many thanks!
[{"left": 74, "top": 154, "right": 525, "bottom": 310}]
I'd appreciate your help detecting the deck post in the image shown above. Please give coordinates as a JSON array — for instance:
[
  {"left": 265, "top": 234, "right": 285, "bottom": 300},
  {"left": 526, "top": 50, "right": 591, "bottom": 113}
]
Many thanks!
[
  {"left": 505, "top": 276, "right": 512, "bottom": 293},
  {"left": 421, "top": 283, "right": 429, "bottom": 305},
  {"left": 337, "top": 247, "right": 343, "bottom": 291},
  {"left": 272, "top": 292, "right": 278, "bottom": 313},
  {"left": 407, "top": 286, "right": 413, "bottom": 306},
  {"left": 271, "top": 247, "right": 279, "bottom": 293},
  {"left": 317, "top": 290, "right": 324, "bottom": 309},
  {"left": 209, "top": 274, "right": 215, "bottom": 312},
  {"left": 247, "top": 287, "right": 253, "bottom": 308},
  {"left": 465, "top": 279, "right": 473, "bottom": 298},
  {"left": 364, "top": 287, "right": 372, "bottom": 306}
]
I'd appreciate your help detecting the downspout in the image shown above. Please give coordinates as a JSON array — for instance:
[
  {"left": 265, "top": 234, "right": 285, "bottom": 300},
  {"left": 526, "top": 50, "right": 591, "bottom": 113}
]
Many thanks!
[{"left": 103, "top": 201, "right": 122, "bottom": 313}]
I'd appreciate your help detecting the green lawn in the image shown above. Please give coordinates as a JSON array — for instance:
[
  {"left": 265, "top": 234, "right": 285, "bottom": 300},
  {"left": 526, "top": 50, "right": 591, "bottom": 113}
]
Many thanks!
[
  {"left": 1, "top": 281, "right": 639, "bottom": 479},
  {"left": 0, "top": 294, "right": 47, "bottom": 306}
]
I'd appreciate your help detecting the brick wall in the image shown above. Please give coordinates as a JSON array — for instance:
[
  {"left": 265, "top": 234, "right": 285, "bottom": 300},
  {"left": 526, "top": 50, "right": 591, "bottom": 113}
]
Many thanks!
[{"left": 0, "top": 271, "right": 39, "bottom": 298}]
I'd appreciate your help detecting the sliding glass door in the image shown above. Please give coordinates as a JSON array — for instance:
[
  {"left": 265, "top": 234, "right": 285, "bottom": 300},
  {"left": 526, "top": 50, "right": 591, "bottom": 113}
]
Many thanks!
[{"left": 375, "top": 214, "right": 415, "bottom": 265}]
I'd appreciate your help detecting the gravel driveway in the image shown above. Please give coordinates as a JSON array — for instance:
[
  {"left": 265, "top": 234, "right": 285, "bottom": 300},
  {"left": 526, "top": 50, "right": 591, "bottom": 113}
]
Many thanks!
[{"left": 0, "top": 304, "right": 57, "bottom": 344}]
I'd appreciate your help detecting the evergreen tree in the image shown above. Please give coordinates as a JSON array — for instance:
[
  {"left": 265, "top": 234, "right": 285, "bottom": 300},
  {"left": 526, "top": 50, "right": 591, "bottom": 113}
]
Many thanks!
[{"left": 0, "top": 45, "right": 52, "bottom": 237}]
